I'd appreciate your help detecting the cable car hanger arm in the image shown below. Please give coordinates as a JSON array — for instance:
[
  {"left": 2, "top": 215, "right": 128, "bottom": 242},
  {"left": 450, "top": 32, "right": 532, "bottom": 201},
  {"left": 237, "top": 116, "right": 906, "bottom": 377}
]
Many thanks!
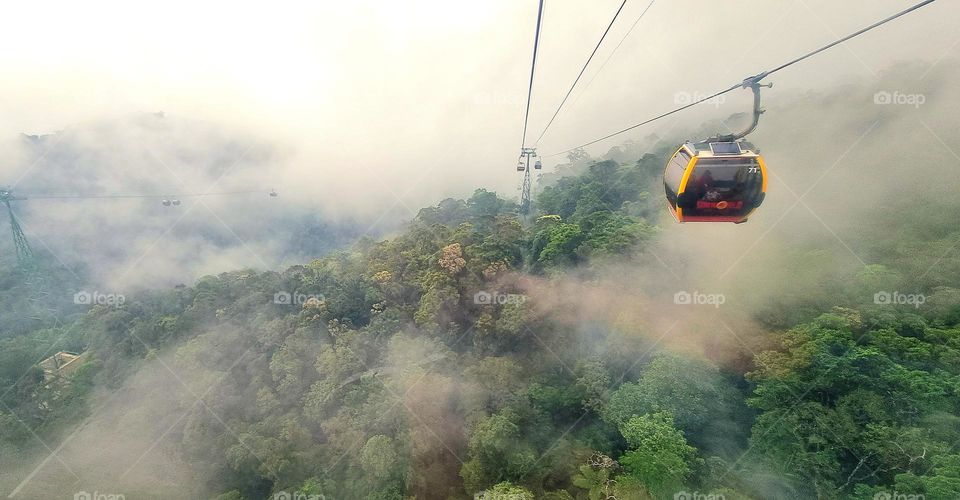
[{"left": 703, "top": 75, "right": 772, "bottom": 143}]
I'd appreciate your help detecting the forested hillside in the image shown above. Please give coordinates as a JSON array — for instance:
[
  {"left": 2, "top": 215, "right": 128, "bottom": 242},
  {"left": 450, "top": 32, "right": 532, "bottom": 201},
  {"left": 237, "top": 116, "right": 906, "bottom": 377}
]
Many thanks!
[
  {"left": 2, "top": 113, "right": 382, "bottom": 290},
  {"left": 2, "top": 129, "right": 958, "bottom": 499}
]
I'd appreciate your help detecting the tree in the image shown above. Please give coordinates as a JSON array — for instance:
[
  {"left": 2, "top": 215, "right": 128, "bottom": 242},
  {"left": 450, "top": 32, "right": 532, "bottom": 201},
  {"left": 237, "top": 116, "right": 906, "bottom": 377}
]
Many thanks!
[
  {"left": 603, "top": 354, "right": 747, "bottom": 456},
  {"left": 461, "top": 409, "right": 538, "bottom": 493},
  {"left": 476, "top": 482, "right": 535, "bottom": 500},
  {"left": 618, "top": 412, "right": 699, "bottom": 496},
  {"left": 536, "top": 223, "right": 584, "bottom": 267},
  {"left": 747, "top": 311, "right": 960, "bottom": 496},
  {"left": 571, "top": 453, "right": 621, "bottom": 500}
]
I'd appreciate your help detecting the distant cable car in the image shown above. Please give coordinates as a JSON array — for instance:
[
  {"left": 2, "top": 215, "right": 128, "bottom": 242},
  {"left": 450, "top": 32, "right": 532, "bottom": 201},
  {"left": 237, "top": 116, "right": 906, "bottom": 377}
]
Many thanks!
[
  {"left": 663, "top": 78, "right": 772, "bottom": 224},
  {"left": 269, "top": 189, "right": 278, "bottom": 197},
  {"left": 162, "top": 199, "right": 171, "bottom": 206},
  {"left": 663, "top": 141, "right": 766, "bottom": 223},
  {"left": 172, "top": 199, "right": 181, "bottom": 206},
  {"left": 517, "top": 160, "right": 526, "bottom": 172},
  {"left": 534, "top": 159, "right": 542, "bottom": 170}
]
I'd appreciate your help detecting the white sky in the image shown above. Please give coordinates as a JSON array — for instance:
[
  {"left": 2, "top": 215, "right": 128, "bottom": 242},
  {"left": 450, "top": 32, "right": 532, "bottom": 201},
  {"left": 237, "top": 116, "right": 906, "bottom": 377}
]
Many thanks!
[{"left": 1, "top": 0, "right": 957, "bottom": 213}]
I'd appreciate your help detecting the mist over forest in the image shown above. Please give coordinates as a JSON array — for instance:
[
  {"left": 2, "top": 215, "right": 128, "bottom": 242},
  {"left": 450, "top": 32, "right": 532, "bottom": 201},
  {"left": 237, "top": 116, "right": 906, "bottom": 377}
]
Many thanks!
[{"left": 1, "top": 1, "right": 959, "bottom": 499}]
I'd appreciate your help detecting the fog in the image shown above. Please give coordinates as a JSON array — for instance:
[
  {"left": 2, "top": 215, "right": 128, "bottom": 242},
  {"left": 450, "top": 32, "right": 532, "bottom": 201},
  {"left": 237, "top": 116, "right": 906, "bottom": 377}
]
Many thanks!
[
  {"left": 1, "top": 1, "right": 957, "bottom": 288},
  {"left": 4, "top": 57, "right": 958, "bottom": 496},
  {"left": 1, "top": 1, "right": 959, "bottom": 497}
]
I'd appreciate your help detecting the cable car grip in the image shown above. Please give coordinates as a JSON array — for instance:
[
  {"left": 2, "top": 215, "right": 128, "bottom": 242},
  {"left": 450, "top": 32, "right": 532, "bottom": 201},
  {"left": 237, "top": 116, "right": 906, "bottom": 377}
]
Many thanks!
[{"left": 706, "top": 73, "right": 773, "bottom": 143}]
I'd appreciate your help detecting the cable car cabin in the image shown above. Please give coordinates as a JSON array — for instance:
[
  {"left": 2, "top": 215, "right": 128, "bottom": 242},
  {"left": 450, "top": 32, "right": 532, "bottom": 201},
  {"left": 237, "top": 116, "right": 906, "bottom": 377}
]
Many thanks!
[{"left": 663, "top": 141, "right": 767, "bottom": 223}]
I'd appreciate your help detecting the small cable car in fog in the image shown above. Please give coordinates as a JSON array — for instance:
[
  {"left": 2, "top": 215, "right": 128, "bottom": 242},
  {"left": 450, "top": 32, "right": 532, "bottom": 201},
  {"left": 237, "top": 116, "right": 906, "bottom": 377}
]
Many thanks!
[
  {"left": 663, "top": 77, "right": 771, "bottom": 223},
  {"left": 516, "top": 148, "right": 541, "bottom": 171}
]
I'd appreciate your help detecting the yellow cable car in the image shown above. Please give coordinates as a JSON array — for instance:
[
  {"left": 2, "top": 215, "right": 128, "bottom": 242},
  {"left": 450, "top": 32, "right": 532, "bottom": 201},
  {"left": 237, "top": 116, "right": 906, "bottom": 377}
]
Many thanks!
[{"left": 664, "top": 141, "right": 767, "bottom": 223}]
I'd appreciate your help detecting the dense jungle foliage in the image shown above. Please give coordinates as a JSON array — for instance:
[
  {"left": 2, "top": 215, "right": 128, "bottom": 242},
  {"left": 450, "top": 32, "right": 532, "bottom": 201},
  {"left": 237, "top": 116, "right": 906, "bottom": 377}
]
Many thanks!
[{"left": 1, "top": 145, "right": 958, "bottom": 500}]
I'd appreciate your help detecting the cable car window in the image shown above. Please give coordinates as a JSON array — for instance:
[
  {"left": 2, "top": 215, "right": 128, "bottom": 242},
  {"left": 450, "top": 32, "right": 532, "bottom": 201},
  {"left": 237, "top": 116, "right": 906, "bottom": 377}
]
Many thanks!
[
  {"left": 683, "top": 158, "right": 763, "bottom": 217},
  {"left": 664, "top": 150, "right": 690, "bottom": 196}
]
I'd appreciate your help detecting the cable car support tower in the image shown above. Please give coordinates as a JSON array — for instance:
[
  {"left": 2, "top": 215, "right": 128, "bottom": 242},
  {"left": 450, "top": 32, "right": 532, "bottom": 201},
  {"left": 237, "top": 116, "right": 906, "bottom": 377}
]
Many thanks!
[
  {"left": 0, "top": 187, "right": 279, "bottom": 270},
  {"left": 0, "top": 189, "right": 34, "bottom": 268},
  {"left": 517, "top": 147, "right": 540, "bottom": 214}
]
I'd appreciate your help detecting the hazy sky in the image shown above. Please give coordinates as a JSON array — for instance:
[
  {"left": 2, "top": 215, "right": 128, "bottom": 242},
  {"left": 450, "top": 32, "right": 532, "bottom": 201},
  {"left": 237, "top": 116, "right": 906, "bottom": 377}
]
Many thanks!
[
  {"left": 0, "top": 0, "right": 957, "bottom": 288},
  {"left": 3, "top": 0, "right": 957, "bottom": 207}
]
